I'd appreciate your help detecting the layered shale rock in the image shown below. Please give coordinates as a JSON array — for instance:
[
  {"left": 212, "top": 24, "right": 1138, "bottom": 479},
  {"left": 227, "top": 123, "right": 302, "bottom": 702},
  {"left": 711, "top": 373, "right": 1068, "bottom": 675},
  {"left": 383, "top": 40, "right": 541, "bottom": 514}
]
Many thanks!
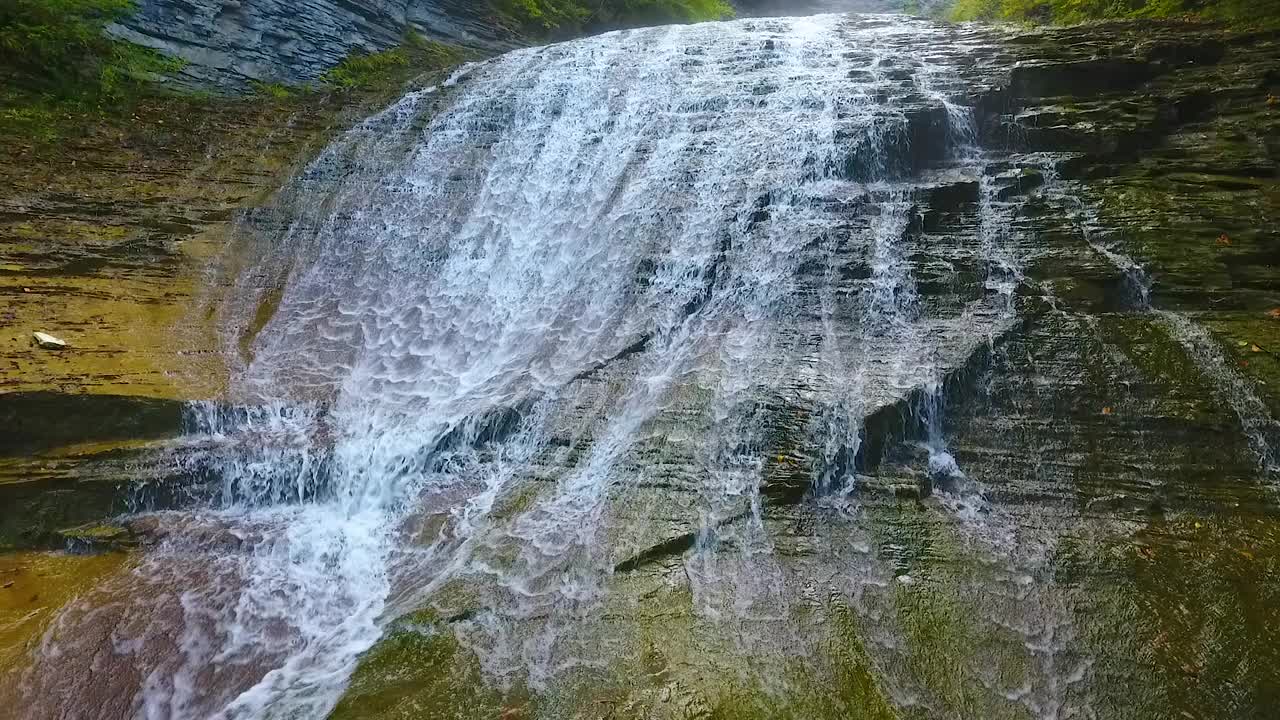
[{"left": 108, "top": 0, "right": 523, "bottom": 91}]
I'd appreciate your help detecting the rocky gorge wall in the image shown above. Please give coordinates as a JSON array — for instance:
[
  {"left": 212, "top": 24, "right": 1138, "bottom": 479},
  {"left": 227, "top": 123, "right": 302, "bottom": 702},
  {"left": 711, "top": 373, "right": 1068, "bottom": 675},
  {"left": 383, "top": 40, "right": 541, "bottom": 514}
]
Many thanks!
[
  {"left": 107, "top": 0, "right": 524, "bottom": 91},
  {"left": 102, "top": 0, "right": 928, "bottom": 93}
]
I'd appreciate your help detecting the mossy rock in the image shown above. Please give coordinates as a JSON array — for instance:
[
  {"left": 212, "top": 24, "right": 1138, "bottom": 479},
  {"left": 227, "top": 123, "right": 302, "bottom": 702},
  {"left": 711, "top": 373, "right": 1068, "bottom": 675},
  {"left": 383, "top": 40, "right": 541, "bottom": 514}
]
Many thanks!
[{"left": 328, "top": 611, "right": 519, "bottom": 720}]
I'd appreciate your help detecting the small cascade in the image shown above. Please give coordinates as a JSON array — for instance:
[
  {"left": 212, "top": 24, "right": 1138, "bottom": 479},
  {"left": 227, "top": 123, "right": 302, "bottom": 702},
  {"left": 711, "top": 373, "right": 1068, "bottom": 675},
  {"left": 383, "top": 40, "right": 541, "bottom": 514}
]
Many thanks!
[
  {"left": 1155, "top": 312, "right": 1280, "bottom": 477},
  {"left": 1046, "top": 166, "right": 1280, "bottom": 482}
]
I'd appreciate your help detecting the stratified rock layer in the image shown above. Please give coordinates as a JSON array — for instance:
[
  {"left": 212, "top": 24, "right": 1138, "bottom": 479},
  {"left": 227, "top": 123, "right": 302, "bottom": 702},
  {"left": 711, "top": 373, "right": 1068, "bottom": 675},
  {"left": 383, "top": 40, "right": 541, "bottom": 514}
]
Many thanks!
[{"left": 109, "top": 0, "right": 523, "bottom": 91}]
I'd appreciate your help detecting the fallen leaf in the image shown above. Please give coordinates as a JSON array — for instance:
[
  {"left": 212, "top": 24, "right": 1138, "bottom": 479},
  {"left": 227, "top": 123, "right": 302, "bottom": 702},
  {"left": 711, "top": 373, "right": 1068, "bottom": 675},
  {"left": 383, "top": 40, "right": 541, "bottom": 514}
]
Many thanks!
[
  {"left": 1237, "top": 548, "right": 1255, "bottom": 560},
  {"left": 1251, "top": 344, "right": 1262, "bottom": 353}
]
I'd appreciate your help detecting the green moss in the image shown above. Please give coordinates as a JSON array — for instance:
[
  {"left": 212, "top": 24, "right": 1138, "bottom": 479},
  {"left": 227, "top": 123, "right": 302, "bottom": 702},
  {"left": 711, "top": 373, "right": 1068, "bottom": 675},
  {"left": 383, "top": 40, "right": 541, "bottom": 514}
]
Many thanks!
[
  {"left": 495, "top": 0, "right": 733, "bottom": 36},
  {"left": 693, "top": 596, "right": 899, "bottom": 720},
  {"left": 860, "top": 504, "right": 1045, "bottom": 720},
  {"left": 1083, "top": 515, "right": 1280, "bottom": 718},
  {"left": 328, "top": 612, "right": 519, "bottom": 720},
  {"left": 489, "top": 481, "right": 543, "bottom": 521},
  {"left": 948, "top": 0, "right": 1280, "bottom": 25},
  {"left": 322, "top": 33, "right": 463, "bottom": 92},
  {"left": 1200, "top": 315, "right": 1280, "bottom": 417},
  {"left": 1101, "top": 316, "right": 1210, "bottom": 402},
  {"left": 241, "top": 284, "right": 286, "bottom": 363}
]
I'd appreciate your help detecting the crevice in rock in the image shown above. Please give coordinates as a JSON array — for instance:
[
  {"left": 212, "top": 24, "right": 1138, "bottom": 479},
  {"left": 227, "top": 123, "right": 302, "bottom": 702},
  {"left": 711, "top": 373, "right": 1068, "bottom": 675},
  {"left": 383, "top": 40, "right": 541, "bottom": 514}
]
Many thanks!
[{"left": 571, "top": 334, "right": 652, "bottom": 383}]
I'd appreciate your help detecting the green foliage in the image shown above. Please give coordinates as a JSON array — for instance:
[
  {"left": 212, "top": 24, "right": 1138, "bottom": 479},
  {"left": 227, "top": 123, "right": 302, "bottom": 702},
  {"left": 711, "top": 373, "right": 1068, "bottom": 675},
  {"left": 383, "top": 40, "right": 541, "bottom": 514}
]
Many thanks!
[
  {"left": 1, "top": 0, "right": 130, "bottom": 81},
  {"left": 250, "top": 81, "right": 296, "bottom": 100},
  {"left": 322, "top": 48, "right": 409, "bottom": 89},
  {"left": 0, "top": 103, "right": 62, "bottom": 142},
  {"left": 321, "top": 33, "right": 463, "bottom": 91},
  {"left": 496, "top": 0, "right": 733, "bottom": 35},
  {"left": 0, "top": 0, "right": 186, "bottom": 143},
  {"left": 329, "top": 611, "right": 516, "bottom": 720},
  {"left": 97, "top": 39, "right": 184, "bottom": 98},
  {"left": 0, "top": 0, "right": 179, "bottom": 99},
  {"left": 948, "top": 0, "right": 1280, "bottom": 23},
  {"left": 948, "top": 0, "right": 1006, "bottom": 21}
]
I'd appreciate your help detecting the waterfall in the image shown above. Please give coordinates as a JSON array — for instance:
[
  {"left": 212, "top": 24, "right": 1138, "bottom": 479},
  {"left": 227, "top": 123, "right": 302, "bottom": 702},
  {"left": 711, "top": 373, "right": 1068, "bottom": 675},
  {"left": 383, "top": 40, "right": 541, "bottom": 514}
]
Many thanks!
[{"left": 11, "top": 14, "right": 1117, "bottom": 720}]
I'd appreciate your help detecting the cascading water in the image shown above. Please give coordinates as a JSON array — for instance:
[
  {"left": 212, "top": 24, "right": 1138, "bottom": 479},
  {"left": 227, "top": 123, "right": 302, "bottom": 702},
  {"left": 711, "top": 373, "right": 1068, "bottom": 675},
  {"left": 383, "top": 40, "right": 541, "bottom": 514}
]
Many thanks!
[{"left": 14, "top": 12, "right": 1274, "bottom": 720}]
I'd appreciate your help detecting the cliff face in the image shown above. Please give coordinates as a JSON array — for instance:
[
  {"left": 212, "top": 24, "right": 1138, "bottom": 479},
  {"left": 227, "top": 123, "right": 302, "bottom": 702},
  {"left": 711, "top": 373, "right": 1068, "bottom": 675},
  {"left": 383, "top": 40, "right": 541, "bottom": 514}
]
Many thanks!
[
  {"left": 106, "top": 0, "right": 524, "bottom": 91},
  {"left": 1, "top": 10, "right": 1279, "bottom": 720}
]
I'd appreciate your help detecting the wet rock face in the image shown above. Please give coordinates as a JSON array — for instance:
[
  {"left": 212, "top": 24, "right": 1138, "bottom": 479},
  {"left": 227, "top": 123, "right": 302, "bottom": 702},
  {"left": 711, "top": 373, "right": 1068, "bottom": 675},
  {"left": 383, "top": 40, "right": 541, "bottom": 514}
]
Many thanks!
[
  {"left": 0, "top": 392, "right": 182, "bottom": 457},
  {"left": 108, "top": 0, "right": 522, "bottom": 91}
]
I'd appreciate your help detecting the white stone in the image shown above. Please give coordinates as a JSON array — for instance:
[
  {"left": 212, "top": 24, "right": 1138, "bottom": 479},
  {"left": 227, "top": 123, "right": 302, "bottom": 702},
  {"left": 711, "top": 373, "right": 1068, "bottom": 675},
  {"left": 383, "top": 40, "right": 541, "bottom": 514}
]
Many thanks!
[{"left": 32, "top": 331, "right": 67, "bottom": 350}]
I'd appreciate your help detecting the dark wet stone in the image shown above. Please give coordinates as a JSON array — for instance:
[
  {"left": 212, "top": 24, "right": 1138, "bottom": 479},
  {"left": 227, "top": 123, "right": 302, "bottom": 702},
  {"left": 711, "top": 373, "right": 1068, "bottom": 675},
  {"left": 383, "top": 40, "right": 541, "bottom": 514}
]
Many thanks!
[
  {"left": 1010, "top": 59, "right": 1159, "bottom": 100},
  {"left": 0, "top": 392, "right": 183, "bottom": 457}
]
